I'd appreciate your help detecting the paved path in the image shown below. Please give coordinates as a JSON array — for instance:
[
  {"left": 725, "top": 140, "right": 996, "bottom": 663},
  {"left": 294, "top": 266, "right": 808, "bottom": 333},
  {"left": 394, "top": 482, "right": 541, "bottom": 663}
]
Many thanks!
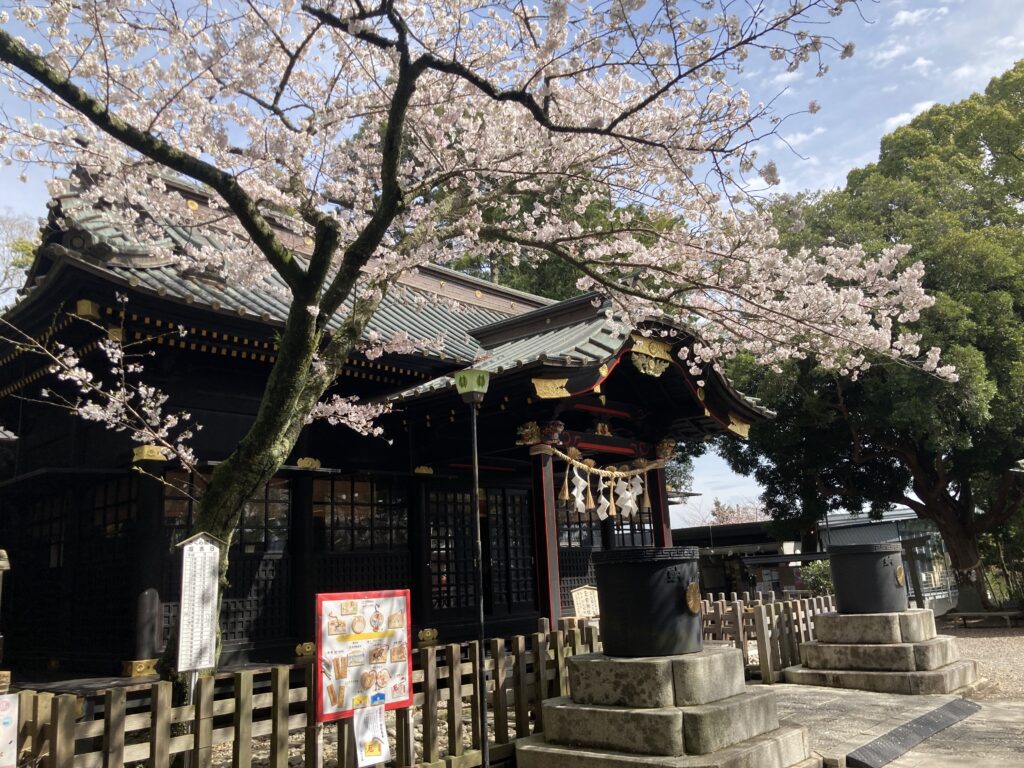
[
  {"left": 768, "top": 683, "right": 1024, "bottom": 767},
  {"left": 887, "top": 700, "right": 1024, "bottom": 767}
]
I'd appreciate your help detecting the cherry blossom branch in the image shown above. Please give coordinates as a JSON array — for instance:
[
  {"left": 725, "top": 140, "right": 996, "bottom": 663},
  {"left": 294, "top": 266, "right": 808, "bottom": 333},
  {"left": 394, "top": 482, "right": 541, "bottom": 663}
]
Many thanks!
[
  {"left": 0, "top": 28, "right": 307, "bottom": 293},
  {"left": 0, "top": 306, "right": 200, "bottom": 471}
]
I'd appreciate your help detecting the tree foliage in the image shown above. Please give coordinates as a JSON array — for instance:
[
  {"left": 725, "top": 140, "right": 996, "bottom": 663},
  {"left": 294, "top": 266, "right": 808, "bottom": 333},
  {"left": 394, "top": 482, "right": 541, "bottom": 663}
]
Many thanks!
[
  {"left": 0, "top": 0, "right": 944, "bottom": 669},
  {"left": 0, "top": 208, "right": 36, "bottom": 306},
  {"left": 720, "top": 62, "right": 1024, "bottom": 592}
]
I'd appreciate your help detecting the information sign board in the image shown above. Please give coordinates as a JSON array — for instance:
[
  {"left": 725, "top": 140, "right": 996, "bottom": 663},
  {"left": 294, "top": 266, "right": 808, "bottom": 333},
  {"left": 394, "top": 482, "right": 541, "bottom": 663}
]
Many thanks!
[
  {"left": 177, "top": 533, "right": 221, "bottom": 672},
  {"left": 0, "top": 694, "right": 17, "bottom": 768},
  {"left": 316, "top": 589, "right": 412, "bottom": 723},
  {"left": 353, "top": 705, "right": 390, "bottom": 766},
  {"left": 571, "top": 585, "right": 601, "bottom": 618}
]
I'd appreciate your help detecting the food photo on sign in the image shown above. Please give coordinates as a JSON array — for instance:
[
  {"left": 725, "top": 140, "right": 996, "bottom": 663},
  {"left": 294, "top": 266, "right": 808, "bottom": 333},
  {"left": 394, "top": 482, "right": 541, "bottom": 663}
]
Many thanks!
[{"left": 315, "top": 589, "right": 412, "bottom": 723}]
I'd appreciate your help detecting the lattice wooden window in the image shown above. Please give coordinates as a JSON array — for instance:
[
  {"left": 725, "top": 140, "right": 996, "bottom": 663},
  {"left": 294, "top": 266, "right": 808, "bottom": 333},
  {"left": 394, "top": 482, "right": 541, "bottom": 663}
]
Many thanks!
[
  {"left": 427, "top": 489, "right": 476, "bottom": 611},
  {"left": 163, "top": 470, "right": 289, "bottom": 553},
  {"left": 80, "top": 476, "right": 137, "bottom": 563},
  {"left": 312, "top": 475, "right": 408, "bottom": 552},
  {"left": 614, "top": 504, "right": 655, "bottom": 547}
]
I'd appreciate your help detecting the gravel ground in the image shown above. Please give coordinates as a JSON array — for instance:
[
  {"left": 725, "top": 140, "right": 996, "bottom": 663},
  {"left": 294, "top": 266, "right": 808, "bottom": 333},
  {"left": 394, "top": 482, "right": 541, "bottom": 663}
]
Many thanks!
[{"left": 939, "top": 621, "right": 1024, "bottom": 699}]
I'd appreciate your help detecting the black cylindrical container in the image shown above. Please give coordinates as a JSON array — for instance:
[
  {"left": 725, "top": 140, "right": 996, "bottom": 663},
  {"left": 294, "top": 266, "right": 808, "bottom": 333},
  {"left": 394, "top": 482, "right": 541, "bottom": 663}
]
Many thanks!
[
  {"left": 592, "top": 546, "right": 703, "bottom": 657},
  {"left": 829, "top": 543, "right": 909, "bottom": 614}
]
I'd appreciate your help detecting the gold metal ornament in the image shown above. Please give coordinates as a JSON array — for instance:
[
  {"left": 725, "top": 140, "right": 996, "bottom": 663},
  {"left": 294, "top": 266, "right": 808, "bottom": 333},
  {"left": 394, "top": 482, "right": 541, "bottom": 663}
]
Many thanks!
[
  {"left": 895, "top": 565, "right": 906, "bottom": 587},
  {"left": 686, "top": 583, "right": 702, "bottom": 615}
]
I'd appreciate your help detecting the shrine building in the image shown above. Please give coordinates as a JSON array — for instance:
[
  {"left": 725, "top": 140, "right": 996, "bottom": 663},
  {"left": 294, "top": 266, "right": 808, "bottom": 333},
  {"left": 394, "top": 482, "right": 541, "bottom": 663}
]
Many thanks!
[{"left": 0, "top": 180, "right": 767, "bottom": 675}]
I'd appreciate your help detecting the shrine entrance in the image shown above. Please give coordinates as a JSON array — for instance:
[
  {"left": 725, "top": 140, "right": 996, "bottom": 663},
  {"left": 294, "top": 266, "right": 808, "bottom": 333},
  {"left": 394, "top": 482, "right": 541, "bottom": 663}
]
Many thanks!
[{"left": 422, "top": 484, "right": 539, "bottom": 639}]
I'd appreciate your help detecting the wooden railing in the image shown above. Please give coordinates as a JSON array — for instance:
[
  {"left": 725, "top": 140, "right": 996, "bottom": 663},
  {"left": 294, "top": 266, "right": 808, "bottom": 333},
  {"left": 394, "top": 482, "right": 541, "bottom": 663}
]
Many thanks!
[
  {"left": 699, "top": 591, "right": 837, "bottom": 683},
  {"left": 13, "top": 593, "right": 837, "bottom": 768},
  {"left": 14, "top": 622, "right": 602, "bottom": 768}
]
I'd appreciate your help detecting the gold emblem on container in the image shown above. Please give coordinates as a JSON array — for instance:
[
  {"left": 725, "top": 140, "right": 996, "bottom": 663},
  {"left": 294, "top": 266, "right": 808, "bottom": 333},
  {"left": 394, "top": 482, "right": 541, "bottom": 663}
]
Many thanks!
[
  {"left": 686, "top": 582, "right": 702, "bottom": 615},
  {"left": 895, "top": 565, "right": 906, "bottom": 587}
]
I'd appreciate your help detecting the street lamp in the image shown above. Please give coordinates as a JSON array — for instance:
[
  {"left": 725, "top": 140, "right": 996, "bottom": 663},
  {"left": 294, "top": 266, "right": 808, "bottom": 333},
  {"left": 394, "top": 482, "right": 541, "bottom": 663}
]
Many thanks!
[{"left": 454, "top": 368, "right": 490, "bottom": 768}]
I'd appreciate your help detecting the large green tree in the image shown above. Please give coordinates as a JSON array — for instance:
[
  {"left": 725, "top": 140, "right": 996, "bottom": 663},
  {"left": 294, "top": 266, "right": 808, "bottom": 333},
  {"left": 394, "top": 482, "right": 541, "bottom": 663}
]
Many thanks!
[{"left": 720, "top": 62, "right": 1024, "bottom": 600}]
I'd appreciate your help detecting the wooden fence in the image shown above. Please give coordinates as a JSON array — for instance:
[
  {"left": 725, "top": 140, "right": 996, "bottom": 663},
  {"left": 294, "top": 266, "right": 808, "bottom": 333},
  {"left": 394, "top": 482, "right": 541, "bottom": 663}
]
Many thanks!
[
  {"left": 13, "top": 595, "right": 834, "bottom": 768},
  {"left": 13, "top": 623, "right": 602, "bottom": 768},
  {"left": 697, "top": 591, "right": 837, "bottom": 683}
]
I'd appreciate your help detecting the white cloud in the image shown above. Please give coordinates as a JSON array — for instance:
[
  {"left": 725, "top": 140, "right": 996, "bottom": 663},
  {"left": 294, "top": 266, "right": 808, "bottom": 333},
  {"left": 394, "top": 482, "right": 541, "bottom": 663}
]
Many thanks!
[
  {"left": 892, "top": 8, "right": 949, "bottom": 27},
  {"left": 769, "top": 69, "right": 802, "bottom": 86},
  {"left": 882, "top": 101, "right": 937, "bottom": 132},
  {"left": 906, "top": 57, "right": 936, "bottom": 76},
  {"left": 776, "top": 126, "right": 826, "bottom": 149},
  {"left": 870, "top": 43, "right": 909, "bottom": 66}
]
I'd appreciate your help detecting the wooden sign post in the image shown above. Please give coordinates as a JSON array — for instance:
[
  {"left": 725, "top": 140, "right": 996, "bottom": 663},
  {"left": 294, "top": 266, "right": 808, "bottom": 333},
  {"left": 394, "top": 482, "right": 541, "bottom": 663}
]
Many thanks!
[{"left": 176, "top": 533, "right": 222, "bottom": 682}]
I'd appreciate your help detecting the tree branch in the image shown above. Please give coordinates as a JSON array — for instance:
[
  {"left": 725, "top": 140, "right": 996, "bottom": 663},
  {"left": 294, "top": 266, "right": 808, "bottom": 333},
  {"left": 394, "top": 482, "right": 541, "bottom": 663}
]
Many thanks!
[{"left": 0, "top": 29, "right": 307, "bottom": 293}]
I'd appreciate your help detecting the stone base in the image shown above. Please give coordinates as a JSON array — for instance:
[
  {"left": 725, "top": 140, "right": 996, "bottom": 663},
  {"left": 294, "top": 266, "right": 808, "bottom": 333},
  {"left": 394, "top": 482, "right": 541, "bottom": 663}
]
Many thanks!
[
  {"left": 543, "top": 689, "right": 780, "bottom": 757},
  {"left": 783, "top": 658, "right": 979, "bottom": 695},
  {"left": 516, "top": 725, "right": 821, "bottom": 768},
  {"left": 568, "top": 647, "right": 745, "bottom": 709},
  {"left": 801, "top": 635, "right": 959, "bottom": 672},
  {"left": 790, "top": 609, "right": 979, "bottom": 695},
  {"left": 524, "top": 649, "right": 816, "bottom": 768},
  {"left": 814, "top": 609, "right": 936, "bottom": 645}
]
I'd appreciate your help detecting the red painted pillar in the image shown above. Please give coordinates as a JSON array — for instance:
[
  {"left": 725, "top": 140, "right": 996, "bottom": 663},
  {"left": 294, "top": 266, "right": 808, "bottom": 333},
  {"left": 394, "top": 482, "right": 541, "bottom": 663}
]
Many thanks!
[
  {"left": 648, "top": 467, "right": 673, "bottom": 548},
  {"left": 530, "top": 445, "right": 562, "bottom": 622}
]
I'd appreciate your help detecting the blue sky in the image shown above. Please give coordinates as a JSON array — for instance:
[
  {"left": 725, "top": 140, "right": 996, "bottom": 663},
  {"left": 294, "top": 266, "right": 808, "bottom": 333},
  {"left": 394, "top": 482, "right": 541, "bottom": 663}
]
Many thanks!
[{"left": 1, "top": 0, "right": 1021, "bottom": 517}]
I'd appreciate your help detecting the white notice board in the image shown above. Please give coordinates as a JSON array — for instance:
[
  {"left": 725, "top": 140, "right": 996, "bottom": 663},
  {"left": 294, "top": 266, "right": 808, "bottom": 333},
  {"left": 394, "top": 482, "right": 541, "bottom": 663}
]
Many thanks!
[{"left": 177, "top": 533, "right": 222, "bottom": 672}]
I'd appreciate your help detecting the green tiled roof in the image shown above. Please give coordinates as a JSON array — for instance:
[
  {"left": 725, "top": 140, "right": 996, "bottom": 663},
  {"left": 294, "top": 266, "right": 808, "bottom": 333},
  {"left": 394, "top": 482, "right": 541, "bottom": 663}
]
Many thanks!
[
  {"left": 392, "top": 302, "right": 629, "bottom": 401},
  {"left": 40, "top": 189, "right": 550, "bottom": 362}
]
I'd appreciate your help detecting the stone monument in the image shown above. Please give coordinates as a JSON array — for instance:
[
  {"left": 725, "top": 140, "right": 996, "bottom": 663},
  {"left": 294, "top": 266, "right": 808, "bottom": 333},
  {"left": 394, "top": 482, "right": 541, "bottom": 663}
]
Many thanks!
[
  {"left": 516, "top": 547, "right": 821, "bottom": 768},
  {"left": 784, "top": 543, "right": 979, "bottom": 694},
  {"left": 516, "top": 647, "right": 821, "bottom": 768}
]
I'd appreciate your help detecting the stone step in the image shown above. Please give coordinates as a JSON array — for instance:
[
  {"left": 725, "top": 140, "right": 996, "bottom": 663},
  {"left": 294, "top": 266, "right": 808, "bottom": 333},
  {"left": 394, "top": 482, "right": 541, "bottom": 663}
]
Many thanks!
[
  {"left": 681, "top": 688, "right": 779, "bottom": 755},
  {"left": 913, "top": 636, "right": 960, "bottom": 671},
  {"left": 783, "top": 658, "right": 978, "bottom": 695},
  {"left": 542, "top": 697, "right": 685, "bottom": 756},
  {"left": 801, "top": 641, "right": 914, "bottom": 672},
  {"left": 800, "top": 635, "right": 959, "bottom": 672},
  {"left": 516, "top": 724, "right": 813, "bottom": 768},
  {"left": 568, "top": 648, "right": 745, "bottom": 709},
  {"left": 900, "top": 609, "right": 937, "bottom": 642},
  {"left": 813, "top": 610, "right": 936, "bottom": 645}
]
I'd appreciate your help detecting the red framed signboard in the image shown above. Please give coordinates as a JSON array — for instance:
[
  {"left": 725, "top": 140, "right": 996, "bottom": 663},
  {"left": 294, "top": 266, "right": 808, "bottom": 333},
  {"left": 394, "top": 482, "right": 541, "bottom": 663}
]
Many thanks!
[{"left": 315, "top": 589, "right": 413, "bottom": 723}]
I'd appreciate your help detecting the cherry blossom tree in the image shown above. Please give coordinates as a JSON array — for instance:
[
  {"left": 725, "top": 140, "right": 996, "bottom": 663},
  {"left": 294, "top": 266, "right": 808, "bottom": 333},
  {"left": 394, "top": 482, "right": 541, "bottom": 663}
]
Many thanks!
[
  {"left": 0, "top": 208, "right": 35, "bottom": 305},
  {"left": 0, "top": 0, "right": 950, "bottom": 667}
]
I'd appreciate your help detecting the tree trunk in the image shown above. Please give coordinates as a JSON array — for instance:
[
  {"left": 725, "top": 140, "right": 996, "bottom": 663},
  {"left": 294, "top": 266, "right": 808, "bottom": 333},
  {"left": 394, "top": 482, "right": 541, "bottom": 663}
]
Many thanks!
[
  {"left": 156, "top": 300, "right": 339, "bottom": 680},
  {"left": 921, "top": 499, "right": 992, "bottom": 610}
]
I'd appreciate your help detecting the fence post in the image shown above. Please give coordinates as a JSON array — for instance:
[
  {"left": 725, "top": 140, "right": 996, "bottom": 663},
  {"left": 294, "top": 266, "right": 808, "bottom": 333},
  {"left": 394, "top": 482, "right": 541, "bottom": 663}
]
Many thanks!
[
  {"left": 754, "top": 604, "right": 774, "bottom": 683},
  {"left": 48, "top": 694, "right": 76, "bottom": 768},
  {"left": 586, "top": 624, "right": 600, "bottom": 654},
  {"left": 445, "top": 643, "right": 464, "bottom": 757},
  {"left": 532, "top": 632, "right": 549, "bottom": 733},
  {"left": 233, "top": 671, "right": 253, "bottom": 768},
  {"left": 270, "top": 666, "right": 289, "bottom": 768},
  {"left": 510, "top": 636, "right": 530, "bottom": 739},
  {"left": 553, "top": 631, "right": 568, "bottom": 697},
  {"left": 150, "top": 681, "right": 171, "bottom": 768},
  {"left": 421, "top": 646, "right": 440, "bottom": 765},
  {"left": 395, "top": 705, "right": 414, "bottom": 768},
  {"left": 193, "top": 676, "right": 214, "bottom": 768},
  {"left": 468, "top": 639, "right": 482, "bottom": 752},
  {"left": 304, "top": 662, "right": 324, "bottom": 768},
  {"left": 16, "top": 690, "right": 34, "bottom": 761},
  {"left": 490, "top": 639, "right": 509, "bottom": 745},
  {"left": 32, "top": 691, "right": 53, "bottom": 765},
  {"left": 103, "top": 687, "right": 126, "bottom": 768},
  {"left": 730, "top": 600, "right": 747, "bottom": 664}
]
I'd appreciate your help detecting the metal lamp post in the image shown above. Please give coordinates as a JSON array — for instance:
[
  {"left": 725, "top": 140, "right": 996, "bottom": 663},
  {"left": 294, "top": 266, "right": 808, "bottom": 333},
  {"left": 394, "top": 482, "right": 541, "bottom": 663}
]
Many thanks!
[{"left": 454, "top": 368, "right": 490, "bottom": 768}]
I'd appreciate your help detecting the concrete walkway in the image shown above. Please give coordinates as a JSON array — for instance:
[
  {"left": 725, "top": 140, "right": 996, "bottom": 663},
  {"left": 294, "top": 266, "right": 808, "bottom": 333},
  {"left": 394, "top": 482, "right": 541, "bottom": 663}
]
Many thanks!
[{"left": 768, "top": 683, "right": 1024, "bottom": 767}]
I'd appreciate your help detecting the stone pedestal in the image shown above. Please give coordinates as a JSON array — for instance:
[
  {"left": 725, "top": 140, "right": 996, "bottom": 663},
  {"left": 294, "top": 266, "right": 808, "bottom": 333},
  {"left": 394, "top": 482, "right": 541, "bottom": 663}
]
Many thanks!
[
  {"left": 516, "top": 647, "right": 821, "bottom": 768},
  {"left": 784, "top": 609, "right": 979, "bottom": 694}
]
